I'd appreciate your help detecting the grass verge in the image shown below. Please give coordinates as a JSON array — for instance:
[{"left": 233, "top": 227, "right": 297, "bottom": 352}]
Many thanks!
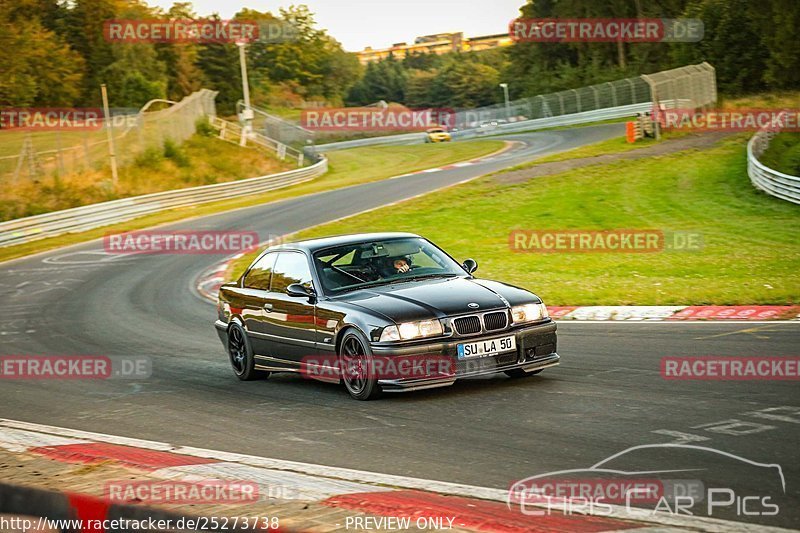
[
  {"left": 1, "top": 134, "right": 293, "bottom": 221},
  {"left": 759, "top": 132, "right": 800, "bottom": 176},
  {"left": 288, "top": 136, "right": 799, "bottom": 305},
  {"left": 0, "top": 139, "right": 504, "bottom": 264}
]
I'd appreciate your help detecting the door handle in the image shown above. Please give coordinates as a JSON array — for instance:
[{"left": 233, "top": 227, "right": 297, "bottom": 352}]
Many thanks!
[{"left": 263, "top": 303, "right": 273, "bottom": 312}]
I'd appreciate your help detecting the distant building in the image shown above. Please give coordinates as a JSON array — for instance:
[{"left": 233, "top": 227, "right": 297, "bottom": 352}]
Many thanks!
[{"left": 356, "top": 31, "right": 512, "bottom": 64}]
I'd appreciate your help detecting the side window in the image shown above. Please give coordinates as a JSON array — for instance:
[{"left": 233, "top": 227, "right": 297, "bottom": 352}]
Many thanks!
[
  {"left": 243, "top": 253, "right": 277, "bottom": 290},
  {"left": 271, "top": 252, "right": 313, "bottom": 293}
]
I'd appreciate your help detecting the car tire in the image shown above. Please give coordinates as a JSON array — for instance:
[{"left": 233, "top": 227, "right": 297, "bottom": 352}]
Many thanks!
[
  {"left": 227, "top": 323, "right": 269, "bottom": 381},
  {"left": 339, "top": 329, "right": 382, "bottom": 401},
  {"left": 505, "top": 368, "right": 543, "bottom": 378}
]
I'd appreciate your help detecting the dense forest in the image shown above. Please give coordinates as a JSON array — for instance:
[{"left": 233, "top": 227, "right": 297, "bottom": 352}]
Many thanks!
[{"left": 1, "top": 0, "right": 798, "bottom": 115}]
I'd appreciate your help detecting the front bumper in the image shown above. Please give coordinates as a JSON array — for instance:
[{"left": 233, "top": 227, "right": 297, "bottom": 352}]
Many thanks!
[{"left": 371, "top": 319, "right": 558, "bottom": 392}]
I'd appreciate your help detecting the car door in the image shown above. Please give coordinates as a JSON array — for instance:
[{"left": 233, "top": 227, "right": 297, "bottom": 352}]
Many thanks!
[
  {"left": 262, "top": 251, "right": 318, "bottom": 365},
  {"left": 239, "top": 251, "right": 277, "bottom": 357}
]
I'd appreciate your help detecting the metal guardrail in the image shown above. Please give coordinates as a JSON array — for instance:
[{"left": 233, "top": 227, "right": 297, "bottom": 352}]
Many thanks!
[
  {"left": 0, "top": 158, "right": 328, "bottom": 248},
  {"left": 748, "top": 123, "right": 800, "bottom": 205},
  {"left": 455, "top": 102, "right": 659, "bottom": 138},
  {"left": 315, "top": 102, "right": 674, "bottom": 151}
]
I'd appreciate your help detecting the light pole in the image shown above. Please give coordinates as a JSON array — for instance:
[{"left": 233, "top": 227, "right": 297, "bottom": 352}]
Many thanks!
[
  {"left": 499, "top": 83, "right": 511, "bottom": 121},
  {"left": 237, "top": 42, "right": 253, "bottom": 145}
]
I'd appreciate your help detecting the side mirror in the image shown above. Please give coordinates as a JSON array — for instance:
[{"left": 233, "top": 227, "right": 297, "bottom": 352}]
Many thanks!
[
  {"left": 462, "top": 258, "right": 478, "bottom": 274},
  {"left": 286, "top": 283, "right": 314, "bottom": 299}
]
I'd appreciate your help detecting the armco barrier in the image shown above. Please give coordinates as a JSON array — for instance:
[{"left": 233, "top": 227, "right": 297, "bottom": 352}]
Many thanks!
[
  {"left": 747, "top": 116, "right": 800, "bottom": 205},
  {"left": 313, "top": 104, "right": 651, "bottom": 152},
  {"left": 455, "top": 102, "right": 658, "bottom": 139},
  {"left": 0, "top": 158, "right": 327, "bottom": 248},
  {"left": 315, "top": 101, "right": 688, "bottom": 151}
]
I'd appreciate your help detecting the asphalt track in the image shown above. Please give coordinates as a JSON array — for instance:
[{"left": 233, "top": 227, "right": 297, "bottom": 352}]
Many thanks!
[{"left": 1, "top": 123, "right": 798, "bottom": 529}]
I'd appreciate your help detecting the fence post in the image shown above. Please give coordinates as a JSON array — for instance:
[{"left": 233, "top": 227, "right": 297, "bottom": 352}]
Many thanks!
[{"left": 101, "top": 84, "right": 119, "bottom": 187}]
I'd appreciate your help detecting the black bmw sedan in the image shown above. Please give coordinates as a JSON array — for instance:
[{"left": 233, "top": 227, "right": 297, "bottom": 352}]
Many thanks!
[{"left": 215, "top": 232, "right": 558, "bottom": 400}]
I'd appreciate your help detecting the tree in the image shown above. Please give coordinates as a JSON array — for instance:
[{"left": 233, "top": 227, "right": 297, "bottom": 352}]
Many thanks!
[
  {"left": 760, "top": 0, "right": 800, "bottom": 89},
  {"left": 405, "top": 70, "right": 438, "bottom": 108},
  {"left": 0, "top": 13, "right": 84, "bottom": 106},
  {"left": 429, "top": 59, "right": 501, "bottom": 108},
  {"left": 672, "top": 0, "right": 769, "bottom": 94},
  {"left": 197, "top": 40, "right": 242, "bottom": 115},
  {"left": 345, "top": 55, "right": 407, "bottom": 105},
  {"left": 101, "top": 43, "right": 168, "bottom": 107},
  {"left": 157, "top": 2, "right": 204, "bottom": 100}
]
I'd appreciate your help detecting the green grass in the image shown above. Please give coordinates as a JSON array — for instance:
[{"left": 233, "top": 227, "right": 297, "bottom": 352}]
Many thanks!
[
  {"left": 290, "top": 137, "right": 800, "bottom": 305},
  {"left": 0, "top": 135, "right": 293, "bottom": 221},
  {"left": 759, "top": 132, "right": 800, "bottom": 176},
  {"left": 0, "top": 139, "right": 504, "bottom": 264}
]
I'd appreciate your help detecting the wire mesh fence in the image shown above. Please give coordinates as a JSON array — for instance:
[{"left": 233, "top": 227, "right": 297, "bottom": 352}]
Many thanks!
[
  {"left": 210, "top": 115, "right": 309, "bottom": 166},
  {"left": 0, "top": 89, "right": 218, "bottom": 184},
  {"left": 453, "top": 62, "right": 716, "bottom": 129},
  {"left": 236, "top": 63, "right": 717, "bottom": 145},
  {"left": 236, "top": 101, "right": 315, "bottom": 148}
]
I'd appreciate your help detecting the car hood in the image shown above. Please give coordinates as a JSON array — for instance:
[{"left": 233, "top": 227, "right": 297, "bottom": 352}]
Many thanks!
[{"left": 338, "top": 277, "right": 540, "bottom": 322}]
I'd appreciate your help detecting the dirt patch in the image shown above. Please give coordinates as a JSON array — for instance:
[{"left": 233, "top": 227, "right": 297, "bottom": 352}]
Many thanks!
[{"left": 494, "top": 132, "right": 734, "bottom": 185}]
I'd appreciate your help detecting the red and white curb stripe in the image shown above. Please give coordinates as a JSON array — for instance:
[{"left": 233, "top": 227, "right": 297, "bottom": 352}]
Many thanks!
[
  {"left": 195, "top": 250, "right": 248, "bottom": 302},
  {"left": 0, "top": 419, "right": 790, "bottom": 532},
  {"left": 548, "top": 305, "right": 800, "bottom": 321},
  {"left": 390, "top": 157, "right": 493, "bottom": 178}
]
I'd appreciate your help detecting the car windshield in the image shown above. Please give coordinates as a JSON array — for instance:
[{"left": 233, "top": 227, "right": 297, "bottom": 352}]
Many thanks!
[{"left": 313, "top": 237, "right": 465, "bottom": 293}]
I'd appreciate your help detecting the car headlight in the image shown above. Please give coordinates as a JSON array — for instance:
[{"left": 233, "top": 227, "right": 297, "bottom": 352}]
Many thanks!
[
  {"left": 380, "top": 319, "right": 443, "bottom": 341},
  {"left": 510, "top": 303, "right": 548, "bottom": 324}
]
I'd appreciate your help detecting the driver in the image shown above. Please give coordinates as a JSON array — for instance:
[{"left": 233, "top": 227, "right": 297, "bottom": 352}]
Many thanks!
[
  {"left": 392, "top": 257, "right": 411, "bottom": 274},
  {"left": 375, "top": 256, "right": 412, "bottom": 277}
]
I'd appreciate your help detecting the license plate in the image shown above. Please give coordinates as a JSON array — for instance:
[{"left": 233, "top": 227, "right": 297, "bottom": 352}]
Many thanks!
[{"left": 457, "top": 335, "right": 516, "bottom": 359}]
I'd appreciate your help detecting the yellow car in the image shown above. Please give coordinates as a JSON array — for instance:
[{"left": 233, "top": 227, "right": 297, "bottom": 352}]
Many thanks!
[{"left": 425, "top": 127, "right": 452, "bottom": 143}]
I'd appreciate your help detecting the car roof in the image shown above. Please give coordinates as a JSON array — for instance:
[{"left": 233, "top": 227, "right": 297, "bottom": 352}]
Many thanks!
[{"left": 270, "top": 232, "right": 422, "bottom": 253}]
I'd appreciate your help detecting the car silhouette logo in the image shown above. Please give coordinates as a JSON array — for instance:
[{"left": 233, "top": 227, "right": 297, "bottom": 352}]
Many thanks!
[{"left": 468, "top": 303, "right": 480, "bottom": 309}]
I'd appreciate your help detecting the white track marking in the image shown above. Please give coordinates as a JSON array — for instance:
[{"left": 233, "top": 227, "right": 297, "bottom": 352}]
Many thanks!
[
  {"left": 154, "top": 462, "right": 391, "bottom": 501},
  {"left": 0, "top": 427, "right": 87, "bottom": 452},
  {"left": 0, "top": 419, "right": 173, "bottom": 451}
]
